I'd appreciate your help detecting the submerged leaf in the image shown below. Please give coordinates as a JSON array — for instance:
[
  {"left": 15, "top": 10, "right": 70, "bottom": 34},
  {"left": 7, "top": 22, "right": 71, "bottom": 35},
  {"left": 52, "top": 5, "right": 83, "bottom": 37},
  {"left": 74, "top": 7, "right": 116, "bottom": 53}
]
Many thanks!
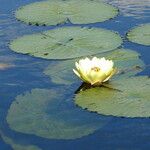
[
  {"left": 16, "top": 0, "right": 118, "bottom": 26},
  {"left": 7, "top": 88, "right": 109, "bottom": 139},
  {"left": 0, "top": 130, "right": 41, "bottom": 150},
  {"left": 75, "top": 76, "right": 150, "bottom": 118},
  {"left": 44, "top": 49, "right": 144, "bottom": 85},
  {"left": 10, "top": 27, "right": 122, "bottom": 59},
  {"left": 127, "top": 24, "right": 150, "bottom": 46}
]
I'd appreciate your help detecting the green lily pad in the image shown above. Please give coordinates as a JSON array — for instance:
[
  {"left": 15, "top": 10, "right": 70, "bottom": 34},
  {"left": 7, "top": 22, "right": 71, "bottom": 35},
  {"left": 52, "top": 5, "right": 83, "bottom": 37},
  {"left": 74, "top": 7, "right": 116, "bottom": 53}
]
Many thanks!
[
  {"left": 9, "top": 27, "right": 122, "bottom": 59},
  {"left": 0, "top": 130, "right": 41, "bottom": 150},
  {"left": 16, "top": 0, "right": 118, "bottom": 26},
  {"left": 44, "top": 49, "right": 144, "bottom": 85},
  {"left": 127, "top": 24, "right": 150, "bottom": 46},
  {"left": 7, "top": 88, "right": 109, "bottom": 140},
  {"left": 75, "top": 76, "right": 150, "bottom": 118}
]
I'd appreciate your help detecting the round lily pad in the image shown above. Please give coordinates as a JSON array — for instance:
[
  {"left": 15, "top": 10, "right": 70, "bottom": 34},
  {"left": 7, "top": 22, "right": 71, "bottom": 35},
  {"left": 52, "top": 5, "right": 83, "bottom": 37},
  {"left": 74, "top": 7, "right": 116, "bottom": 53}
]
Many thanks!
[
  {"left": 44, "top": 49, "right": 144, "bottom": 85},
  {"left": 9, "top": 27, "right": 122, "bottom": 59},
  {"left": 7, "top": 88, "right": 109, "bottom": 139},
  {"left": 75, "top": 76, "right": 150, "bottom": 118},
  {"left": 16, "top": 0, "right": 118, "bottom": 26},
  {"left": 127, "top": 24, "right": 150, "bottom": 46}
]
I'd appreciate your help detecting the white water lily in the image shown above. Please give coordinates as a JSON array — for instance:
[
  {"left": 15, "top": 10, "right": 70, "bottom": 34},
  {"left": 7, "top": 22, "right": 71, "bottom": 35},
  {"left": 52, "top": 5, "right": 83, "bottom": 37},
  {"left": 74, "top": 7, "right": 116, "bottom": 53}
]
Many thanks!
[{"left": 73, "top": 57, "right": 116, "bottom": 85}]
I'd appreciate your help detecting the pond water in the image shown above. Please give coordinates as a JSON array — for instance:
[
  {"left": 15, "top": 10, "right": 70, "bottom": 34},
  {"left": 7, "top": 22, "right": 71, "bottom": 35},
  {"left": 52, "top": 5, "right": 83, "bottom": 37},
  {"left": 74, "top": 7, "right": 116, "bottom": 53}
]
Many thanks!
[{"left": 0, "top": 0, "right": 150, "bottom": 150}]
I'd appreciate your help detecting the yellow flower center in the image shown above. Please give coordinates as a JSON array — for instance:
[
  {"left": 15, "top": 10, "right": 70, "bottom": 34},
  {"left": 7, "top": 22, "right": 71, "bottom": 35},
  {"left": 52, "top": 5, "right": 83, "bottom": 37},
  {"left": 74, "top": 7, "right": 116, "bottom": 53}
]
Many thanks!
[{"left": 91, "top": 67, "right": 100, "bottom": 72}]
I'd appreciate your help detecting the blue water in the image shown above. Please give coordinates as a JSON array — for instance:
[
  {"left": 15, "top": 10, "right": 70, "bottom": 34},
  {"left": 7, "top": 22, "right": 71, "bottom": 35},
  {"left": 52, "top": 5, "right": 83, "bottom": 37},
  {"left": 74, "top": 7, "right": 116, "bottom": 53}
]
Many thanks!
[{"left": 0, "top": 0, "right": 150, "bottom": 149}]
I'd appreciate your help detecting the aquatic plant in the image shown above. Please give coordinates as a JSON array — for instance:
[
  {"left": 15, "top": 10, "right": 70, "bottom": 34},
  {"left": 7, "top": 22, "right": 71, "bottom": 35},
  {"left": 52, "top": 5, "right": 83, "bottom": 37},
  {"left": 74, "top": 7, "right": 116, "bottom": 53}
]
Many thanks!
[
  {"left": 127, "top": 24, "right": 150, "bottom": 46},
  {"left": 15, "top": 0, "right": 118, "bottom": 26},
  {"left": 9, "top": 27, "right": 122, "bottom": 59}
]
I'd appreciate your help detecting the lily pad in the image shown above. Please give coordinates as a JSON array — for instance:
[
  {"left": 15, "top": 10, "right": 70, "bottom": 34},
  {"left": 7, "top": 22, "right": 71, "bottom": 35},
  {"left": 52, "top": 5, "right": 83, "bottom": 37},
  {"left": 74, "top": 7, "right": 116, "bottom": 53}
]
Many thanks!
[
  {"left": 9, "top": 27, "right": 122, "bottom": 59},
  {"left": 0, "top": 130, "right": 41, "bottom": 150},
  {"left": 44, "top": 49, "right": 144, "bottom": 85},
  {"left": 16, "top": 0, "right": 118, "bottom": 26},
  {"left": 75, "top": 76, "right": 150, "bottom": 118},
  {"left": 7, "top": 88, "right": 109, "bottom": 139},
  {"left": 127, "top": 24, "right": 150, "bottom": 46}
]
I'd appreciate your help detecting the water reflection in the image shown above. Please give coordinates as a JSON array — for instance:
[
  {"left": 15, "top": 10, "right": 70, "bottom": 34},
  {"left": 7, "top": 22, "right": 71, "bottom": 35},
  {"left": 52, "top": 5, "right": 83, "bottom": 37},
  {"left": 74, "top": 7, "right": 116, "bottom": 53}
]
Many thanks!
[{"left": 105, "top": 0, "right": 150, "bottom": 18}]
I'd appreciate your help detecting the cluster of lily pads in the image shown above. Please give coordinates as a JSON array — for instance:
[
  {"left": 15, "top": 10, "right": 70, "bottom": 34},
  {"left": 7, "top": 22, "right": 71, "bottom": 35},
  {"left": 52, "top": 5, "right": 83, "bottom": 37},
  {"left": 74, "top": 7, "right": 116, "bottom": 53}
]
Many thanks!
[{"left": 5, "top": 0, "right": 150, "bottom": 143}]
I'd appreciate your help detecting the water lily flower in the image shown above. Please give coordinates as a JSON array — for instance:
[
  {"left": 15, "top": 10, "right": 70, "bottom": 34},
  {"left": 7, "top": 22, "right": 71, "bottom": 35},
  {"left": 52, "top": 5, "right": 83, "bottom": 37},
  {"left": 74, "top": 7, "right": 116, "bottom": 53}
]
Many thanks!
[{"left": 73, "top": 57, "right": 116, "bottom": 86}]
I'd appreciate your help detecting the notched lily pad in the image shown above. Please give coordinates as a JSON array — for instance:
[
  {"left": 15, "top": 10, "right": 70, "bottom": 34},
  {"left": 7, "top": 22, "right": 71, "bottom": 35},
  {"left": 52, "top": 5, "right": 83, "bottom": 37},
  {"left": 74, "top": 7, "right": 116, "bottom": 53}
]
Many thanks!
[
  {"left": 9, "top": 27, "right": 122, "bottom": 59},
  {"left": 15, "top": 0, "right": 118, "bottom": 26},
  {"left": 7, "top": 88, "right": 109, "bottom": 139},
  {"left": 127, "top": 24, "right": 150, "bottom": 46},
  {"left": 75, "top": 76, "right": 150, "bottom": 118},
  {"left": 44, "top": 49, "right": 144, "bottom": 85}
]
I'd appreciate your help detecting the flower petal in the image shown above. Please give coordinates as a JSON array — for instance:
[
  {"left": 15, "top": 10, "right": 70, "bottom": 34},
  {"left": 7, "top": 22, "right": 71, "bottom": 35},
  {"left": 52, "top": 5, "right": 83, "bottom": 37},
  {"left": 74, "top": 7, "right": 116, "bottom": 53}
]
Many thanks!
[
  {"left": 103, "top": 68, "right": 117, "bottom": 82},
  {"left": 73, "top": 57, "right": 115, "bottom": 85},
  {"left": 87, "top": 70, "right": 107, "bottom": 85},
  {"left": 73, "top": 69, "right": 81, "bottom": 78}
]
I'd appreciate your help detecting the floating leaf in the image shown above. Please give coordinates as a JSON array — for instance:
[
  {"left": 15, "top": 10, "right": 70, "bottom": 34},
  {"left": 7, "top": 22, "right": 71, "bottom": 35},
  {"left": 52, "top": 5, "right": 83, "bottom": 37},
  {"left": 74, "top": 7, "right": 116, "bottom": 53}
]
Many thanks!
[
  {"left": 0, "top": 130, "right": 41, "bottom": 150},
  {"left": 7, "top": 88, "right": 109, "bottom": 139},
  {"left": 127, "top": 24, "right": 150, "bottom": 46},
  {"left": 44, "top": 49, "right": 144, "bottom": 85},
  {"left": 16, "top": 0, "right": 118, "bottom": 26},
  {"left": 9, "top": 27, "right": 122, "bottom": 59},
  {"left": 75, "top": 76, "right": 150, "bottom": 118},
  {"left": 105, "top": 49, "right": 144, "bottom": 79}
]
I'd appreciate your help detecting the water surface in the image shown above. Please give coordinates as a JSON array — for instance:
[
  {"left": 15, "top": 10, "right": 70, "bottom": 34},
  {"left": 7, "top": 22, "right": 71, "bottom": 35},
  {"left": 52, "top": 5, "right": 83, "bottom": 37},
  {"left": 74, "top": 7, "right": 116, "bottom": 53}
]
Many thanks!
[{"left": 0, "top": 0, "right": 150, "bottom": 149}]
